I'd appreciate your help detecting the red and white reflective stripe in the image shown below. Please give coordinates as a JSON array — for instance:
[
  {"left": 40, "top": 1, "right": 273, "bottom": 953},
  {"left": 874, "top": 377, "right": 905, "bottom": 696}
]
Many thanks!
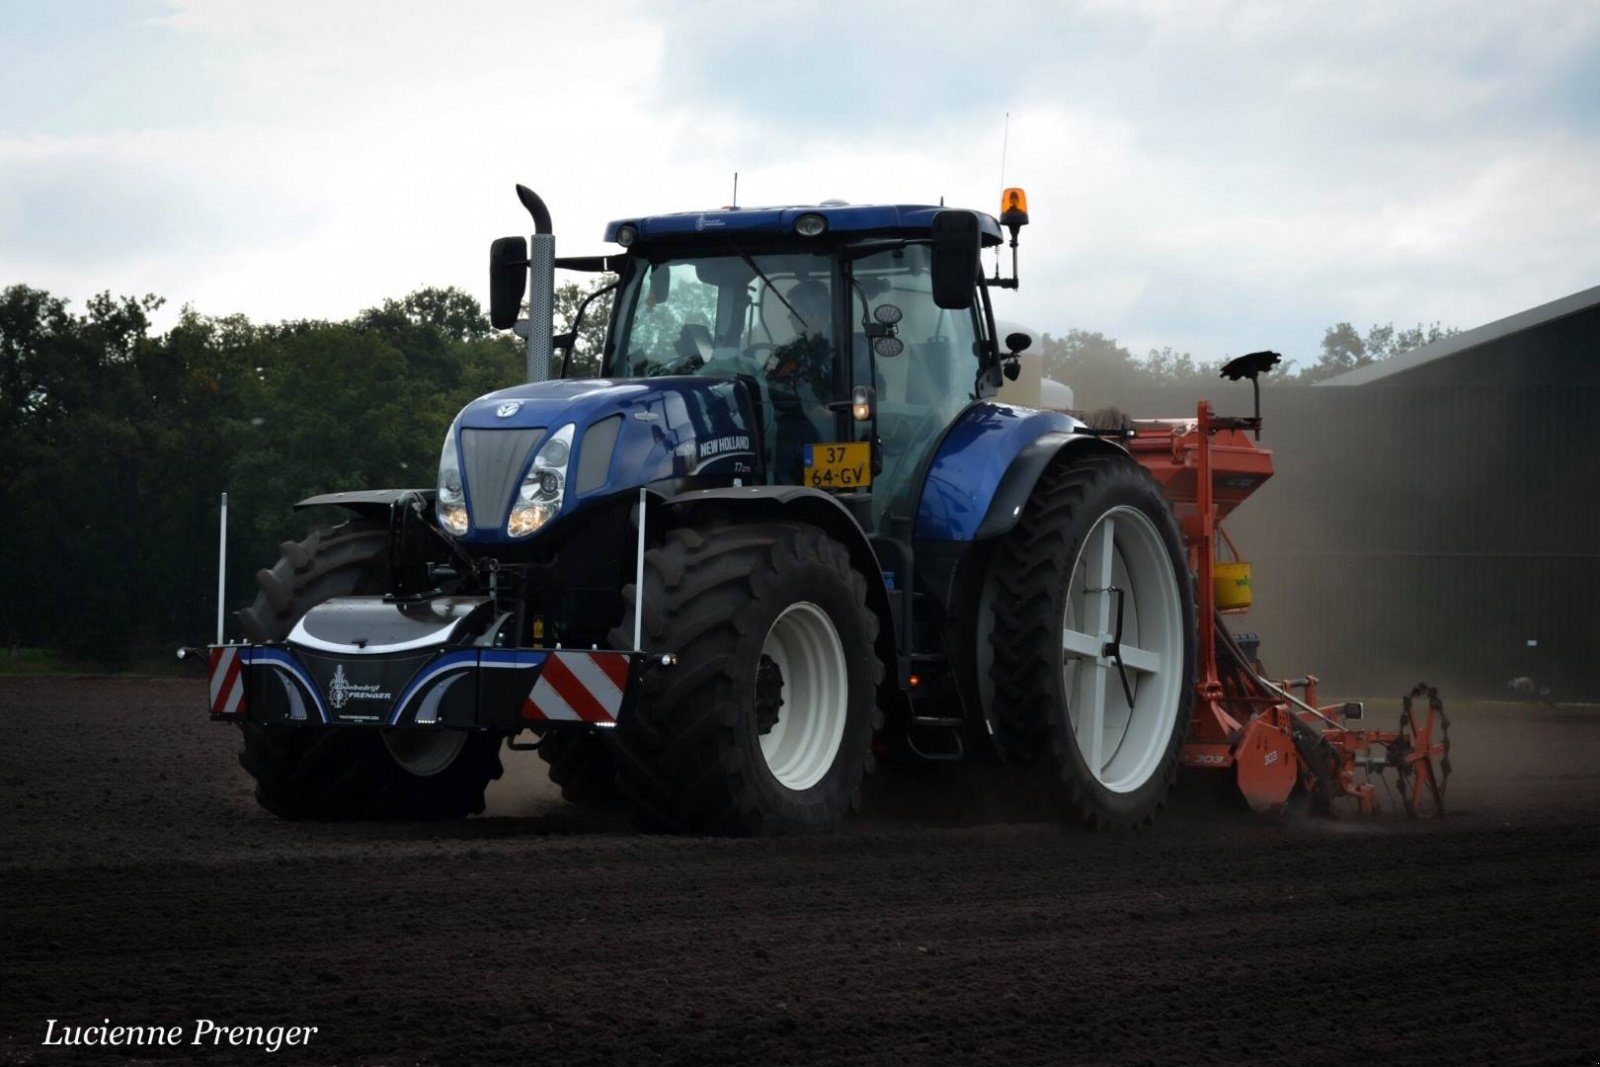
[
  {"left": 522, "top": 652, "right": 630, "bottom": 724},
  {"left": 208, "top": 646, "right": 248, "bottom": 717}
]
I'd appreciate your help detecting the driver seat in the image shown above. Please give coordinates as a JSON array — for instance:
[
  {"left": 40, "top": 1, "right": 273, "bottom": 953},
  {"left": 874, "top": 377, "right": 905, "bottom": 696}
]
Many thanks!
[{"left": 675, "top": 323, "right": 713, "bottom": 364}]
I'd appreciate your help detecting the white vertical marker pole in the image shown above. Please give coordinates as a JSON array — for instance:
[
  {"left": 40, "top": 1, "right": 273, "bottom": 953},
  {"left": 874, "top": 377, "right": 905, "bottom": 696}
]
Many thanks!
[
  {"left": 633, "top": 488, "right": 647, "bottom": 653},
  {"left": 216, "top": 491, "right": 228, "bottom": 645}
]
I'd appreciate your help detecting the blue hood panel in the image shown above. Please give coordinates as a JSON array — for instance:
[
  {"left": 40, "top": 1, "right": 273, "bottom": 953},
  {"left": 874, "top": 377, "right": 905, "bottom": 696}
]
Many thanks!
[
  {"left": 458, "top": 379, "right": 652, "bottom": 431},
  {"left": 451, "top": 377, "right": 758, "bottom": 543}
]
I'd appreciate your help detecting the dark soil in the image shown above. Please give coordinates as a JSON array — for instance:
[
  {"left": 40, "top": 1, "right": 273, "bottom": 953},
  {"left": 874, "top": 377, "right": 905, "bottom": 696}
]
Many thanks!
[{"left": 2, "top": 678, "right": 1597, "bottom": 1065}]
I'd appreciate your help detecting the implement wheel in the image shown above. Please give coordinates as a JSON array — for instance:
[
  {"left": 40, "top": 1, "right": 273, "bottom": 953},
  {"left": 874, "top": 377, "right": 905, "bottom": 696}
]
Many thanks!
[
  {"left": 991, "top": 453, "right": 1196, "bottom": 828},
  {"left": 1394, "top": 683, "right": 1450, "bottom": 818},
  {"left": 236, "top": 521, "right": 504, "bottom": 820},
  {"left": 608, "top": 522, "right": 881, "bottom": 835}
]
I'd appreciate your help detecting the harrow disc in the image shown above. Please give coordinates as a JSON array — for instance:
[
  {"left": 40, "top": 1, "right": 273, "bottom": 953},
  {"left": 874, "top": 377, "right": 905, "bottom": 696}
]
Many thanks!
[{"left": 1392, "top": 683, "right": 1451, "bottom": 817}]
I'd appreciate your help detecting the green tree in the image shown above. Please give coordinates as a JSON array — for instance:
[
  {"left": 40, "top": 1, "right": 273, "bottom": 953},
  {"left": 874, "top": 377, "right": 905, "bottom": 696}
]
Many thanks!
[
  {"left": 1143, "top": 346, "right": 1219, "bottom": 387},
  {"left": 1039, "top": 330, "right": 1218, "bottom": 408},
  {"left": 0, "top": 282, "right": 531, "bottom": 663},
  {"left": 1296, "top": 320, "right": 1457, "bottom": 383},
  {"left": 0, "top": 286, "right": 229, "bottom": 661},
  {"left": 0, "top": 285, "right": 78, "bottom": 654},
  {"left": 552, "top": 276, "right": 615, "bottom": 378},
  {"left": 1039, "top": 329, "right": 1137, "bottom": 398}
]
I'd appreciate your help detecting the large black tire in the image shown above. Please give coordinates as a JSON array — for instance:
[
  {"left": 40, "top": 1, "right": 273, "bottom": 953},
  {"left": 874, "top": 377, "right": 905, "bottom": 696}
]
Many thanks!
[
  {"left": 990, "top": 453, "right": 1196, "bottom": 828},
  {"left": 236, "top": 521, "right": 504, "bottom": 820},
  {"left": 608, "top": 522, "right": 882, "bottom": 835},
  {"left": 536, "top": 731, "right": 618, "bottom": 808}
]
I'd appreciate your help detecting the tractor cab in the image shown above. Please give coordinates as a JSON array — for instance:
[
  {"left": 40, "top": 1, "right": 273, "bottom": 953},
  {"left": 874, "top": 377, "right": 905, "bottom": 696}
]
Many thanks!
[{"left": 597, "top": 203, "right": 1010, "bottom": 537}]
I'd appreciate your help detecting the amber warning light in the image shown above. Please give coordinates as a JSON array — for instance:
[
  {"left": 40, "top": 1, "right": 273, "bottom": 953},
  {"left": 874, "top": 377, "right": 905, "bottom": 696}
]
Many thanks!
[{"left": 1000, "top": 187, "right": 1029, "bottom": 233}]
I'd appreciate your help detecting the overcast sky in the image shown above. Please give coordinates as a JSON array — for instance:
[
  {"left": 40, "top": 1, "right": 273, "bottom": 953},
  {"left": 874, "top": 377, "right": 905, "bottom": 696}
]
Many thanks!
[{"left": 4, "top": 0, "right": 1598, "bottom": 369}]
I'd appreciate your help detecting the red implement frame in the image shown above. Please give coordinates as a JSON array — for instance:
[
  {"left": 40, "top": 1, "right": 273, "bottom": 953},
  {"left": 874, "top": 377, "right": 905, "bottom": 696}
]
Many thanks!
[{"left": 1128, "top": 401, "right": 1450, "bottom": 815}]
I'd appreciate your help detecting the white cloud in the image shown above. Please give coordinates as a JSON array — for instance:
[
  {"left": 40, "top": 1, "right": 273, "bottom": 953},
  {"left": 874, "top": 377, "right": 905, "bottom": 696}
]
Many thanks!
[{"left": 1, "top": 0, "right": 1597, "bottom": 370}]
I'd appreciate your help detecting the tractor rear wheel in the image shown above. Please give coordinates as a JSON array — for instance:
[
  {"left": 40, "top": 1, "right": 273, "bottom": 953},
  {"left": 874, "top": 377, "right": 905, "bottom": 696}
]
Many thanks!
[
  {"left": 990, "top": 453, "right": 1196, "bottom": 828},
  {"left": 236, "top": 521, "right": 504, "bottom": 820},
  {"left": 608, "top": 522, "right": 881, "bottom": 835}
]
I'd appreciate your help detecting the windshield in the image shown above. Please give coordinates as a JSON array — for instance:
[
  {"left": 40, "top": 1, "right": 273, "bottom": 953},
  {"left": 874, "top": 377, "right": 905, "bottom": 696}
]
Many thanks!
[
  {"left": 608, "top": 250, "right": 844, "bottom": 484},
  {"left": 608, "top": 251, "right": 833, "bottom": 380}
]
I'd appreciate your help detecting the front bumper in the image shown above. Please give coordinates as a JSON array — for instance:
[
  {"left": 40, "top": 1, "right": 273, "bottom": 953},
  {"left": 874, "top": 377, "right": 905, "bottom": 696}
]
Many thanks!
[{"left": 207, "top": 643, "right": 641, "bottom": 731}]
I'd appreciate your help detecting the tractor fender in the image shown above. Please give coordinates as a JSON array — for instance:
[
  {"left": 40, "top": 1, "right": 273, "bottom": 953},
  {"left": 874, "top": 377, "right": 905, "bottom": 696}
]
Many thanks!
[
  {"left": 971, "top": 432, "right": 1130, "bottom": 540},
  {"left": 294, "top": 488, "right": 432, "bottom": 519},
  {"left": 661, "top": 486, "right": 887, "bottom": 602},
  {"left": 915, "top": 403, "right": 1125, "bottom": 543}
]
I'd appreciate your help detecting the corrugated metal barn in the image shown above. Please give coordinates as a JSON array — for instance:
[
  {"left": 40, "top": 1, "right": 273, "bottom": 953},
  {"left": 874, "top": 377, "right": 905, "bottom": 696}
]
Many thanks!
[{"left": 1113, "top": 284, "right": 1600, "bottom": 702}]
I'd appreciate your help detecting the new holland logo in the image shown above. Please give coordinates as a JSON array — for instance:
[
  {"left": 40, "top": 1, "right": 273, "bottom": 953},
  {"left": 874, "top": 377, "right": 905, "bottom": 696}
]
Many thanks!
[
  {"left": 496, "top": 401, "right": 522, "bottom": 418},
  {"left": 697, "top": 434, "right": 752, "bottom": 460},
  {"left": 326, "top": 664, "right": 391, "bottom": 710}
]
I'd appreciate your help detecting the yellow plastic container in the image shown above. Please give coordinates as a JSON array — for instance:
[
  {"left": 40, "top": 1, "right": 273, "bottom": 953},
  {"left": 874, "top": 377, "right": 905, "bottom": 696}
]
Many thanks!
[{"left": 1213, "top": 561, "right": 1253, "bottom": 610}]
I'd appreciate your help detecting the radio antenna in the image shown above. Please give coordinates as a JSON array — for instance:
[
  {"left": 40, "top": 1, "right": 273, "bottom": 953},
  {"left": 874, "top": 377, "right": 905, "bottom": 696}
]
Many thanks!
[
  {"left": 999, "top": 112, "right": 1011, "bottom": 190},
  {"left": 731, "top": 171, "right": 739, "bottom": 208},
  {"left": 995, "top": 112, "right": 1011, "bottom": 276}
]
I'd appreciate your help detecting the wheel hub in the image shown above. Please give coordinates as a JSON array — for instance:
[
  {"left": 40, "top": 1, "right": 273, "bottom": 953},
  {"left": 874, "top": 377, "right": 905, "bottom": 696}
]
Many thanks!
[
  {"left": 380, "top": 728, "right": 468, "bottom": 778},
  {"left": 1059, "top": 507, "right": 1184, "bottom": 793},
  {"left": 756, "top": 602, "right": 849, "bottom": 792},
  {"left": 755, "top": 654, "right": 785, "bottom": 735}
]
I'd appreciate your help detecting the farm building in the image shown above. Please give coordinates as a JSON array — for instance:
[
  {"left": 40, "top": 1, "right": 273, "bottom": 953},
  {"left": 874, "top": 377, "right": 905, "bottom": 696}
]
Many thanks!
[{"left": 1112, "top": 284, "right": 1600, "bottom": 702}]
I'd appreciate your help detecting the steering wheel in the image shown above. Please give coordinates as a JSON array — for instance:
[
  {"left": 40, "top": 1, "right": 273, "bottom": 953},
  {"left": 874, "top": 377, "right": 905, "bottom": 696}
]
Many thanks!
[{"left": 742, "top": 342, "right": 778, "bottom": 369}]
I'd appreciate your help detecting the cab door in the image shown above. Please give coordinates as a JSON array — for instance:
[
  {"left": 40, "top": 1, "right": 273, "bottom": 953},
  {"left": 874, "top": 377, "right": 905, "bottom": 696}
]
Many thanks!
[{"left": 847, "top": 244, "right": 986, "bottom": 540}]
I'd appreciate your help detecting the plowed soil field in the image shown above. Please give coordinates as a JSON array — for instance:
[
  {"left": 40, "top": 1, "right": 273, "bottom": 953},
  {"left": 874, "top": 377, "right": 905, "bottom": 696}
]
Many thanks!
[{"left": 2, "top": 677, "right": 1597, "bottom": 1065}]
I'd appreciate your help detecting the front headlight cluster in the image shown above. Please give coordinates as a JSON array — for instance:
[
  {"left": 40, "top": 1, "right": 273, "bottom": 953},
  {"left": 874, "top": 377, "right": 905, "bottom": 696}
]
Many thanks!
[
  {"left": 436, "top": 426, "right": 469, "bottom": 535},
  {"left": 508, "top": 424, "right": 574, "bottom": 538}
]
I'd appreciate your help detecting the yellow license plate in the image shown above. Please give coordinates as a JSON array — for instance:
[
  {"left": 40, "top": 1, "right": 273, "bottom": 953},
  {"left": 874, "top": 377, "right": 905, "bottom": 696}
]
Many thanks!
[{"left": 804, "top": 441, "right": 872, "bottom": 490}]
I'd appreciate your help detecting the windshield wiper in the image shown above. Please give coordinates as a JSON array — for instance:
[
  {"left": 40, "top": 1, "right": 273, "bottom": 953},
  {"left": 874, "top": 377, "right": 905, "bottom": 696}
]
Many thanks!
[{"left": 729, "top": 244, "right": 809, "bottom": 328}]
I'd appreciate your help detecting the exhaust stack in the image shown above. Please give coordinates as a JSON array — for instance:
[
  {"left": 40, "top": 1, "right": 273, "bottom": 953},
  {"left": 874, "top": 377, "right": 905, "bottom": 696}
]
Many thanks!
[
  {"left": 490, "top": 186, "right": 557, "bottom": 383},
  {"left": 515, "top": 185, "right": 555, "bottom": 384}
]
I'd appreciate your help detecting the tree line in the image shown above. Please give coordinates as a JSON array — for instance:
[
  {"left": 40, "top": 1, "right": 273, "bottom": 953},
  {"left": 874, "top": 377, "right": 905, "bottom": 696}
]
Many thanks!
[
  {"left": 0, "top": 278, "right": 1445, "bottom": 665},
  {"left": 1039, "top": 319, "right": 1458, "bottom": 409}
]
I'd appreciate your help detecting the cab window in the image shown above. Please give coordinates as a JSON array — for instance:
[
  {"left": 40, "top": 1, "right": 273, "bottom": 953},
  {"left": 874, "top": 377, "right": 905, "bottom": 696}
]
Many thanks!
[{"left": 849, "top": 244, "right": 982, "bottom": 530}]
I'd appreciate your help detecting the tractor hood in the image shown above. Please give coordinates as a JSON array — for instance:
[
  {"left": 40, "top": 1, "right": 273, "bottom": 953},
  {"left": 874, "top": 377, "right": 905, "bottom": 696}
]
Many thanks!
[{"left": 439, "top": 376, "right": 759, "bottom": 544}]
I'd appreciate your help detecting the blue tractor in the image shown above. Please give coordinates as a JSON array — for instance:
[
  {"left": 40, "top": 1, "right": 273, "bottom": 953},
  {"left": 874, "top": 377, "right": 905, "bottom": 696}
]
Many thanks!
[{"left": 213, "top": 186, "right": 1195, "bottom": 833}]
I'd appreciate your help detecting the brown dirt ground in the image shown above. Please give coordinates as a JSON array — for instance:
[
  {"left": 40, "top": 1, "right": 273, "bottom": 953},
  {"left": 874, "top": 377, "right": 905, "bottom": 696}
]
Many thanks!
[{"left": 1, "top": 677, "right": 1597, "bottom": 1066}]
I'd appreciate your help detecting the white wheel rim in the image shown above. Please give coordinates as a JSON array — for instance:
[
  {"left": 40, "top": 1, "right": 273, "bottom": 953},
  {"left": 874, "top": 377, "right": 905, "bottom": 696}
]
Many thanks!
[
  {"left": 1060, "top": 506, "right": 1184, "bottom": 793},
  {"left": 757, "top": 602, "right": 849, "bottom": 792},
  {"left": 381, "top": 729, "right": 468, "bottom": 778}
]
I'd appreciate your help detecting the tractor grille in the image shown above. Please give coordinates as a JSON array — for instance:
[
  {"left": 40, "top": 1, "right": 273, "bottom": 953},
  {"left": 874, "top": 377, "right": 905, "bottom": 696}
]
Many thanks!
[{"left": 461, "top": 427, "right": 543, "bottom": 531}]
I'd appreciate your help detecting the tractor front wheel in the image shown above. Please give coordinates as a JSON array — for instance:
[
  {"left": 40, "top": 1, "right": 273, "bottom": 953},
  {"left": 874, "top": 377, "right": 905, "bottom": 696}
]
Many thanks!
[
  {"left": 536, "top": 731, "right": 618, "bottom": 809},
  {"left": 608, "top": 523, "right": 881, "bottom": 835}
]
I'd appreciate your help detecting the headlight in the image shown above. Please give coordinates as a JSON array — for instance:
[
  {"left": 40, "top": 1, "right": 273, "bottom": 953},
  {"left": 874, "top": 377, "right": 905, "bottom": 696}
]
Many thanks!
[
  {"left": 436, "top": 427, "right": 469, "bottom": 535},
  {"left": 508, "top": 424, "right": 574, "bottom": 537}
]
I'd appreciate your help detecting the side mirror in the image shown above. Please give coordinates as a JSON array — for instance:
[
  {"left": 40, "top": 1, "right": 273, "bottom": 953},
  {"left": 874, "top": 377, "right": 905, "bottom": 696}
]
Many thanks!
[
  {"left": 930, "top": 210, "right": 979, "bottom": 310},
  {"left": 1001, "top": 330, "right": 1031, "bottom": 382},
  {"left": 489, "top": 236, "right": 529, "bottom": 330}
]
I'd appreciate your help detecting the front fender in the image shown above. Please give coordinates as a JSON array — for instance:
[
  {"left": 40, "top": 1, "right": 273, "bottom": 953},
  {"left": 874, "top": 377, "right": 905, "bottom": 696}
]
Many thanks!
[
  {"left": 294, "top": 488, "right": 432, "bottom": 519},
  {"left": 663, "top": 486, "right": 883, "bottom": 590}
]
